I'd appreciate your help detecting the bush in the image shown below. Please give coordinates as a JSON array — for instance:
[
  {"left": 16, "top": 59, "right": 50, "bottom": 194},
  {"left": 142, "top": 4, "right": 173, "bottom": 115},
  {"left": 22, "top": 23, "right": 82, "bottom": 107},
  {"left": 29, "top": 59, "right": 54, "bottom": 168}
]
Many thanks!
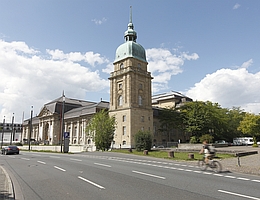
[
  {"left": 189, "top": 136, "right": 198, "bottom": 144},
  {"left": 135, "top": 130, "right": 152, "bottom": 151}
]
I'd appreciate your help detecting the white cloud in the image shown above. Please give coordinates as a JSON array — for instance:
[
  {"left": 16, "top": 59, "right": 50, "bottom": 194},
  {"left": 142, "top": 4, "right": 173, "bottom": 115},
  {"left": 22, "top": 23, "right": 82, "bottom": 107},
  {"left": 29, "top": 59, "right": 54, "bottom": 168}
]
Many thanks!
[
  {"left": 0, "top": 40, "right": 109, "bottom": 122},
  {"left": 47, "top": 49, "right": 109, "bottom": 67},
  {"left": 92, "top": 18, "right": 107, "bottom": 25},
  {"left": 233, "top": 3, "right": 241, "bottom": 10},
  {"left": 146, "top": 48, "right": 199, "bottom": 92},
  {"left": 185, "top": 61, "right": 260, "bottom": 114}
]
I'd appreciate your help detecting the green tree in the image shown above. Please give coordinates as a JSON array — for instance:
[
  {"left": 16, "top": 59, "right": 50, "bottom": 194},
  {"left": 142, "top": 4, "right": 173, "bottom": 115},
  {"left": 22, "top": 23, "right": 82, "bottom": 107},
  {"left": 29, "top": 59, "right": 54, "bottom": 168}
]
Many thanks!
[
  {"left": 224, "top": 107, "right": 245, "bottom": 141},
  {"left": 237, "top": 113, "right": 260, "bottom": 144},
  {"left": 199, "top": 134, "right": 214, "bottom": 143},
  {"left": 134, "top": 130, "right": 152, "bottom": 151},
  {"left": 158, "top": 107, "right": 183, "bottom": 141},
  {"left": 86, "top": 109, "right": 117, "bottom": 151}
]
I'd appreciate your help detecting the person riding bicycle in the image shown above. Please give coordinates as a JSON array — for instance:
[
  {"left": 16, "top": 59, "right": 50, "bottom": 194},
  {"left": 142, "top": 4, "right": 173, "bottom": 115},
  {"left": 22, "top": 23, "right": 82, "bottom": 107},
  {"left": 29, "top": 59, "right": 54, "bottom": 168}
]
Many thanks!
[{"left": 199, "top": 140, "right": 215, "bottom": 164}]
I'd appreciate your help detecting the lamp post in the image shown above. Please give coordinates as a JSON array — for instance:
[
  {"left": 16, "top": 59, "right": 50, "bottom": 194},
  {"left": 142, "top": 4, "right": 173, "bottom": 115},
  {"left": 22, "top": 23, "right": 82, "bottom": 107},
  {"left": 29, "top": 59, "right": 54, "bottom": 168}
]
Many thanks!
[
  {"left": 10, "top": 113, "right": 14, "bottom": 145},
  {"left": 28, "top": 106, "right": 33, "bottom": 151},
  {"left": 1, "top": 116, "right": 5, "bottom": 149},
  {"left": 60, "top": 92, "right": 65, "bottom": 153}
]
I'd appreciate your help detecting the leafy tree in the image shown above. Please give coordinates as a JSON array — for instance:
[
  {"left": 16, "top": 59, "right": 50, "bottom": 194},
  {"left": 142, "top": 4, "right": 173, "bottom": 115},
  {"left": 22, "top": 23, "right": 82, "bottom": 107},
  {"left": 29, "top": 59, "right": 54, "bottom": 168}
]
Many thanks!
[
  {"left": 237, "top": 113, "right": 260, "bottom": 144},
  {"left": 134, "top": 130, "right": 152, "bottom": 151},
  {"left": 158, "top": 107, "right": 183, "bottom": 141},
  {"left": 199, "top": 134, "right": 214, "bottom": 143},
  {"left": 224, "top": 107, "right": 245, "bottom": 141},
  {"left": 180, "top": 101, "right": 229, "bottom": 140},
  {"left": 86, "top": 109, "right": 116, "bottom": 151}
]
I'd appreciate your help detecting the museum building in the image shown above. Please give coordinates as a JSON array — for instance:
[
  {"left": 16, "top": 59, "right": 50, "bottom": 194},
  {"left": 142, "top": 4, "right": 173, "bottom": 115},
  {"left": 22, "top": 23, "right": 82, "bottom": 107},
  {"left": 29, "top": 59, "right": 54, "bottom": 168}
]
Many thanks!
[{"left": 22, "top": 11, "right": 192, "bottom": 150}]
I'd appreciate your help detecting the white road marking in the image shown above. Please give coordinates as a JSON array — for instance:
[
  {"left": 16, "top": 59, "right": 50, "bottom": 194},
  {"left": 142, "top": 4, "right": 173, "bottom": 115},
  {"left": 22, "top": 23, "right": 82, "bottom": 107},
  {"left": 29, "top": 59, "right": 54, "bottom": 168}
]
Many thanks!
[
  {"left": 224, "top": 175, "right": 236, "bottom": 179},
  {"left": 54, "top": 166, "right": 66, "bottom": 172},
  {"left": 21, "top": 158, "right": 30, "bottom": 160},
  {"left": 94, "top": 163, "right": 111, "bottom": 168},
  {"left": 237, "top": 177, "right": 250, "bottom": 181},
  {"left": 70, "top": 158, "right": 82, "bottom": 162},
  {"left": 218, "top": 189, "right": 260, "bottom": 200},
  {"left": 78, "top": 176, "right": 105, "bottom": 189},
  {"left": 252, "top": 180, "right": 260, "bottom": 183},
  {"left": 203, "top": 172, "right": 212, "bottom": 175},
  {"left": 132, "top": 170, "right": 166, "bottom": 179},
  {"left": 213, "top": 174, "right": 223, "bottom": 177},
  {"left": 37, "top": 161, "right": 46, "bottom": 164}
]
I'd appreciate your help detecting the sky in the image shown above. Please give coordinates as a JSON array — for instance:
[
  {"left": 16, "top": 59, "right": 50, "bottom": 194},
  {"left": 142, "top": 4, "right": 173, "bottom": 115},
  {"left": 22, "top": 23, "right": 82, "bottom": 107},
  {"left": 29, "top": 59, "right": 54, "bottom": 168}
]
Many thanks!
[{"left": 0, "top": 0, "right": 260, "bottom": 123}]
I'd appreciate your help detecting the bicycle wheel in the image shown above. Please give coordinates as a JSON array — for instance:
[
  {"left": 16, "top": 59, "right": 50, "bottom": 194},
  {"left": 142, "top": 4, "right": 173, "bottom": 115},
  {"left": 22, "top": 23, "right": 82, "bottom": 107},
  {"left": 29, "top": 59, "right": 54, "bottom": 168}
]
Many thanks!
[
  {"left": 198, "top": 160, "right": 208, "bottom": 171},
  {"left": 211, "top": 161, "right": 222, "bottom": 173}
]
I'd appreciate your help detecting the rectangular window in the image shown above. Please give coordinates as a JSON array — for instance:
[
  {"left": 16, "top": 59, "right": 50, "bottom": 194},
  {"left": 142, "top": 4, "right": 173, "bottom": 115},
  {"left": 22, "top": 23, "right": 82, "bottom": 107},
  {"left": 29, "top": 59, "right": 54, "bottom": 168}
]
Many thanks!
[
  {"left": 123, "top": 115, "right": 126, "bottom": 122},
  {"left": 139, "top": 83, "right": 143, "bottom": 89},
  {"left": 123, "top": 126, "right": 126, "bottom": 135},
  {"left": 118, "top": 83, "right": 123, "bottom": 89},
  {"left": 141, "top": 116, "right": 144, "bottom": 122}
]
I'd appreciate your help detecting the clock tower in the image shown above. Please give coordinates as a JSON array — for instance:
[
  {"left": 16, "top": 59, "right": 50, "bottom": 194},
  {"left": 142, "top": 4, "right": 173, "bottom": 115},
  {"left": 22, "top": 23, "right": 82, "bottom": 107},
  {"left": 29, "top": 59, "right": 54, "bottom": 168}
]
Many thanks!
[{"left": 109, "top": 8, "right": 153, "bottom": 148}]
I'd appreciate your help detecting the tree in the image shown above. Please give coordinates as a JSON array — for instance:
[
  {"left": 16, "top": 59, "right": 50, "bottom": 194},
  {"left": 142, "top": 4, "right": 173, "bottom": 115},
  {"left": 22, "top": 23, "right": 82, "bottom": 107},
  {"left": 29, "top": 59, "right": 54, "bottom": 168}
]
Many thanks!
[
  {"left": 237, "top": 113, "right": 260, "bottom": 144},
  {"left": 134, "top": 130, "right": 152, "bottom": 151},
  {"left": 180, "top": 101, "right": 228, "bottom": 140},
  {"left": 86, "top": 109, "right": 117, "bottom": 151}
]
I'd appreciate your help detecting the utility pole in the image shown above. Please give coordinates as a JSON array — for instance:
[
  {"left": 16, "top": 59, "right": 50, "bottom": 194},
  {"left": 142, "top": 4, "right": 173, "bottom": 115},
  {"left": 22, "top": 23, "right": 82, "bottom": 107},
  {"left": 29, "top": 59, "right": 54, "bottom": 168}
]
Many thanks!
[
  {"left": 10, "top": 113, "right": 14, "bottom": 145},
  {"left": 60, "top": 92, "right": 65, "bottom": 153},
  {"left": 29, "top": 106, "right": 33, "bottom": 151},
  {"left": 1, "top": 116, "right": 5, "bottom": 149}
]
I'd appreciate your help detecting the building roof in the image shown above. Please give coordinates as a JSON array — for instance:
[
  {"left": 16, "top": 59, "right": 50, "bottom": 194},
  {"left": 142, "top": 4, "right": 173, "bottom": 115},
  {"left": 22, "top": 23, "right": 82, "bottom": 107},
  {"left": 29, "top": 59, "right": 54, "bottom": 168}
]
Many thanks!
[
  {"left": 152, "top": 91, "right": 192, "bottom": 104},
  {"left": 114, "top": 7, "right": 147, "bottom": 63}
]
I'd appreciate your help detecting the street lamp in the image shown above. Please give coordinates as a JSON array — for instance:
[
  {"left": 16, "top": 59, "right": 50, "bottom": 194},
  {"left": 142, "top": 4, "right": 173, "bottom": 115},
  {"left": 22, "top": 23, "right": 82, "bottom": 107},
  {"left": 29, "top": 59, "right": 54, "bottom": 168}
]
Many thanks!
[
  {"left": 1, "top": 116, "right": 5, "bottom": 149},
  {"left": 60, "top": 92, "right": 65, "bottom": 153},
  {"left": 29, "top": 106, "right": 33, "bottom": 151},
  {"left": 10, "top": 113, "right": 14, "bottom": 145}
]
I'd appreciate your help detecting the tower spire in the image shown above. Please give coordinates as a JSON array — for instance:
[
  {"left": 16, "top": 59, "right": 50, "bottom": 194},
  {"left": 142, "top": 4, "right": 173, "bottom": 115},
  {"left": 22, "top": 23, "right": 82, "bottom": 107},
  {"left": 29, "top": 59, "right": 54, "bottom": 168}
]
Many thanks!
[
  {"left": 129, "top": 6, "right": 132, "bottom": 23},
  {"left": 124, "top": 6, "right": 137, "bottom": 42}
]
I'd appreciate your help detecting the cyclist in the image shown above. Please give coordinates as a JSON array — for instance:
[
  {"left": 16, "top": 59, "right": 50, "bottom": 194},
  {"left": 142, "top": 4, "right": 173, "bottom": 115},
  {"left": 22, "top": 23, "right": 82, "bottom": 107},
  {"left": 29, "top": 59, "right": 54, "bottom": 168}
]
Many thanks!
[{"left": 199, "top": 140, "right": 215, "bottom": 164}]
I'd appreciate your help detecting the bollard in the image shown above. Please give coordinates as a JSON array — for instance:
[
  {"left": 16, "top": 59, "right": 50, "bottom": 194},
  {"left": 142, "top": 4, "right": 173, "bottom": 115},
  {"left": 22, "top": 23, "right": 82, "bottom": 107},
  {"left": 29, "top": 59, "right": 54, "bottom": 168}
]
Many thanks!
[
  {"left": 143, "top": 150, "right": 148, "bottom": 155},
  {"left": 188, "top": 153, "right": 194, "bottom": 159},
  {"left": 168, "top": 151, "right": 174, "bottom": 158}
]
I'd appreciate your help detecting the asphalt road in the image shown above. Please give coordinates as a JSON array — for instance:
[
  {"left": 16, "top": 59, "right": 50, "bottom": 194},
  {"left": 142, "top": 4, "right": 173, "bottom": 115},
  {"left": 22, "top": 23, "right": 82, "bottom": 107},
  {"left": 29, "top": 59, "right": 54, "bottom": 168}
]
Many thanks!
[{"left": 1, "top": 151, "right": 260, "bottom": 200}]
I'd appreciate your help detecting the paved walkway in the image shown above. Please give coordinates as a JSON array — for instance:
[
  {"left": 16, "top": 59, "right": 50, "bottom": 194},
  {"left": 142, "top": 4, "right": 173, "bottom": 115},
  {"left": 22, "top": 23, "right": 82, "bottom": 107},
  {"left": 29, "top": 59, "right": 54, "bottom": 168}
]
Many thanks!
[{"left": 0, "top": 165, "right": 14, "bottom": 200}]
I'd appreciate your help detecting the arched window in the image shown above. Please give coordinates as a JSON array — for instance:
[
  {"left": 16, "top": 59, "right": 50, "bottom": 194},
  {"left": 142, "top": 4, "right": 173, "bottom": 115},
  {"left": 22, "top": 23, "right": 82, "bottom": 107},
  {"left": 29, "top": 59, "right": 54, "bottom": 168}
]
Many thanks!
[
  {"left": 122, "top": 141, "right": 126, "bottom": 145},
  {"left": 120, "top": 63, "right": 124, "bottom": 69},
  {"left": 118, "top": 95, "right": 123, "bottom": 106},
  {"left": 138, "top": 95, "right": 142, "bottom": 106}
]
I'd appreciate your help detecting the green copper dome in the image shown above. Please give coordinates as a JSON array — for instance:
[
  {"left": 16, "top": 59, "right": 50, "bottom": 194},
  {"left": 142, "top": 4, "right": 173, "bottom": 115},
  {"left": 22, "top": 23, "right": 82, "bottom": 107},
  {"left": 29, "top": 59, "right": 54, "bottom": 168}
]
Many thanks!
[{"left": 114, "top": 8, "right": 147, "bottom": 63}]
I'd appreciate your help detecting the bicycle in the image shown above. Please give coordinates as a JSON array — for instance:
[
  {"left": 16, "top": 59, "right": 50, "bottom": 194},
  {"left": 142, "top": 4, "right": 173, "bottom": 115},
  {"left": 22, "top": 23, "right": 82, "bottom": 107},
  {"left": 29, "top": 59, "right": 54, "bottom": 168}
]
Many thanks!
[{"left": 198, "top": 156, "right": 222, "bottom": 173}]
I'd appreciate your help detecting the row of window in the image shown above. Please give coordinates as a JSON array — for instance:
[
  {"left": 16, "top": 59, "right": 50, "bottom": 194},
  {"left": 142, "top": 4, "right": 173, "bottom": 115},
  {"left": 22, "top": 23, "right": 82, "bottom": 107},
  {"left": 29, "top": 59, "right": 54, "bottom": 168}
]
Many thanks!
[
  {"left": 118, "top": 95, "right": 143, "bottom": 106},
  {"left": 122, "top": 115, "right": 150, "bottom": 122},
  {"left": 119, "top": 63, "right": 141, "bottom": 70},
  {"left": 118, "top": 83, "right": 143, "bottom": 90}
]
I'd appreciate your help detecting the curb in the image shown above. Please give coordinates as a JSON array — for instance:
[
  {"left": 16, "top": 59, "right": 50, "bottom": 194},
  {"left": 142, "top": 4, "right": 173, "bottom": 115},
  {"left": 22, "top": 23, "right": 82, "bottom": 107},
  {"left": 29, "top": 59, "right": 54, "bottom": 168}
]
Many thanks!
[{"left": 0, "top": 166, "right": 14, "bottom": 200}]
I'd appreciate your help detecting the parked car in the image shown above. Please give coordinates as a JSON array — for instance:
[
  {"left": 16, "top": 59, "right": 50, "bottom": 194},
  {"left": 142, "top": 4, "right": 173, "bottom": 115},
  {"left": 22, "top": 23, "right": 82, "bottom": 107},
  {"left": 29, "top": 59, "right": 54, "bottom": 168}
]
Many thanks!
[{"left": 1, "top": 145, "right": 20, "bottom": 155}]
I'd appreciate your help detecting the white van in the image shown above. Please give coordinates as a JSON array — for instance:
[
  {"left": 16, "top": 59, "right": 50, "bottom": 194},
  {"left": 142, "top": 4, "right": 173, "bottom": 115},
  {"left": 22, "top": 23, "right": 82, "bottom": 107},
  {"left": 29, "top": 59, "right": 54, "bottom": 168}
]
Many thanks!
[{"left": 233, "top": 137, "right": 253, "bottom": 145}]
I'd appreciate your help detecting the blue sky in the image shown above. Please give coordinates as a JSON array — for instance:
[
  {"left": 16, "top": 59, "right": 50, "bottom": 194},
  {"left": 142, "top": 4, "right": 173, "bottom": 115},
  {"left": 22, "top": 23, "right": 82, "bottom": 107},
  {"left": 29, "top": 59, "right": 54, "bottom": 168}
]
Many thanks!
[{"left": 0, "top": 0, "right": 260, "bottom": 122}]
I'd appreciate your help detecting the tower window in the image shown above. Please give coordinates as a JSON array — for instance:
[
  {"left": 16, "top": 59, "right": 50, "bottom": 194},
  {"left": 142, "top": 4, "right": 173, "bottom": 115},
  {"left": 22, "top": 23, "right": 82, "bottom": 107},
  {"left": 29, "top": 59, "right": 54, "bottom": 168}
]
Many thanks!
[
  {"left": 118, "top": 83, "right": 123, "bottom": 89},
  {"left": 120, "top": 63, "right": 124, "bottom": 69},
  {"left": 123, "top": 115, "right": 126, "bottom": 122},
  {"left": 139, "top": 84, "right": 143, "bottom": 89},
  {"left": 141, "top": 116, "right": 144, "bottom": 122},
  {"left": 138, "top": 95, "right": 142, "bottom": 106},
  {"left": 118, "top": 95, "right": 123, "bottom": 106},
  {"left": 123, "top": 126, "right": 126, "bottom": 135}
]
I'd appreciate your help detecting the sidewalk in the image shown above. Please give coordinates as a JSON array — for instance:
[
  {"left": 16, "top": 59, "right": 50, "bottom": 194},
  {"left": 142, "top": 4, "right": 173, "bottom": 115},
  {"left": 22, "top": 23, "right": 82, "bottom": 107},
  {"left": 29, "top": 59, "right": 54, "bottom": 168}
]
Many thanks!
[{"left": 0, "top": 166, "right": 14, "bottom": 200}]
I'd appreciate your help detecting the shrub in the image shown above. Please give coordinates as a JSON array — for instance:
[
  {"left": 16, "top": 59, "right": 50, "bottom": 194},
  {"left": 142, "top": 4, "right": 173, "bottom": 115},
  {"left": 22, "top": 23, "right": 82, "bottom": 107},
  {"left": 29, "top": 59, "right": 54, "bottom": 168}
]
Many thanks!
[{"left": 135, "top": 130, "right": 152, "bottom": 151}]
